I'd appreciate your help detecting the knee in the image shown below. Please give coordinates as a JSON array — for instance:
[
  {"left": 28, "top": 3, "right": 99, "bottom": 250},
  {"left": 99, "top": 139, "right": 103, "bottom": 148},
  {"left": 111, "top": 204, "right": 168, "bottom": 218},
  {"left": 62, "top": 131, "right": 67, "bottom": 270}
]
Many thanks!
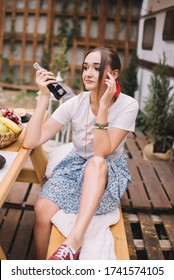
[
  {"left": 87, "top": 156, "right": 108, "bottom": 174},
  {"left": 34, "top": 198, "right": 49, "bottom": 223},
  {"left": 34, "top": 198, "right": 60, "bottom": 224}
]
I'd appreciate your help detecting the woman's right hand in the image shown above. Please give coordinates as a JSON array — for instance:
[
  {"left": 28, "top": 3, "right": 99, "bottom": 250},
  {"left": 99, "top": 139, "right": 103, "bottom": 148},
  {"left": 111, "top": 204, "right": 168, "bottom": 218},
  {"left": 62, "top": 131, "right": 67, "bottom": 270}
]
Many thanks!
[{"left": 36, "top": 69, "right": 57, "bottom": 96}]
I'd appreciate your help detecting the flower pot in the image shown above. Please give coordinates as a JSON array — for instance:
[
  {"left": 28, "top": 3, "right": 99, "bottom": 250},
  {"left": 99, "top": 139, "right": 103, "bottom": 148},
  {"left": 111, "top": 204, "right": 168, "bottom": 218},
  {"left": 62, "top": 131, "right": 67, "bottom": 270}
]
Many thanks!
[{"left": 143, "top": 143, "right": 173, "bottom": 161}]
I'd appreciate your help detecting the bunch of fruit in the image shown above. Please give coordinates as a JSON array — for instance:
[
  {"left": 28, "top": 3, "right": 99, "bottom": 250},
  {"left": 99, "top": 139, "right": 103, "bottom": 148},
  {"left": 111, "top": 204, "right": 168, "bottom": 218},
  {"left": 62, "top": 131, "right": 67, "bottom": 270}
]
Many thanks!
[{"left": 0, "top": 107, "right": 22, "bottom": 134}]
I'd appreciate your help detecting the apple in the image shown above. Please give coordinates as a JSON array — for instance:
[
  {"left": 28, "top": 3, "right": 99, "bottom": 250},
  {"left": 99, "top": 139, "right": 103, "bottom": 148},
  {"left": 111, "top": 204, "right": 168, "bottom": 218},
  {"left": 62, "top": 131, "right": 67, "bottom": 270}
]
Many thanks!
[{"left": 0, "top": 123, "right": 9, "bottom": 133}]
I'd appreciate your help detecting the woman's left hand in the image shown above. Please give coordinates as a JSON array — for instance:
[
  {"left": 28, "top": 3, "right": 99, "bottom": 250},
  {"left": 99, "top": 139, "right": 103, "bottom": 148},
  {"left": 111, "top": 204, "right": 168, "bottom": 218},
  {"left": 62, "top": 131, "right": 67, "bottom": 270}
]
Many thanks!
[{"left": 99, "top": 72, "right": 116, "bottom": 109}]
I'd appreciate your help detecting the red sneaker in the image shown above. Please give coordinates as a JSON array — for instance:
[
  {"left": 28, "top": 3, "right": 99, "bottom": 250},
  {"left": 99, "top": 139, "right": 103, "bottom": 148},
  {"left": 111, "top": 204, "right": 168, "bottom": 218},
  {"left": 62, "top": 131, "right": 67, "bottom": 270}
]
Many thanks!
[{"left": 48, "top": 244, "right": 81, "bottom": 260}]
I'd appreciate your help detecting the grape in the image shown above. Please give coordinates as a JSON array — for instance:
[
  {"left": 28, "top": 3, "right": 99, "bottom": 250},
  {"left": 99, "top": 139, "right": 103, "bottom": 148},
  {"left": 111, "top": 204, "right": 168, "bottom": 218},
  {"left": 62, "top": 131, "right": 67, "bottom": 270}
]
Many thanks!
[{"left": 0, "top": 107, "right": 21, "bottom": 125}]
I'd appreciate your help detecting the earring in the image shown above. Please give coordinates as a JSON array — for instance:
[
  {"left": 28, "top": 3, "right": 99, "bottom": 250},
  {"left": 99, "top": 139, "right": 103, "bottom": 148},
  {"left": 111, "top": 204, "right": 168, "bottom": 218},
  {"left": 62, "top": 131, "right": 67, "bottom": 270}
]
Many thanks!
[{"left": 114, "top": 80, "right": 121, "bottom": 98}]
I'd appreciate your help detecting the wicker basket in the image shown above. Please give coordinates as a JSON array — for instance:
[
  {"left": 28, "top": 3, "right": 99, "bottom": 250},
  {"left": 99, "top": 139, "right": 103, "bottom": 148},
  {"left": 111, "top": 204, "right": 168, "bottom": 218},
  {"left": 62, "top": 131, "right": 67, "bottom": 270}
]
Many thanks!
[{"left": 0, "top": 126, "right": 23, "bottom": 148}]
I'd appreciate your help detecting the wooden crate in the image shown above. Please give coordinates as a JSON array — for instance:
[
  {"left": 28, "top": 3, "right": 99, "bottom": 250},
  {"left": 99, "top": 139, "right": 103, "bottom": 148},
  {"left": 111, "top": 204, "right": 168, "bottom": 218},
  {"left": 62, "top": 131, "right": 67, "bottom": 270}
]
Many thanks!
[{"left": 124, "top": 212, "right": 174, "bottom": 260}]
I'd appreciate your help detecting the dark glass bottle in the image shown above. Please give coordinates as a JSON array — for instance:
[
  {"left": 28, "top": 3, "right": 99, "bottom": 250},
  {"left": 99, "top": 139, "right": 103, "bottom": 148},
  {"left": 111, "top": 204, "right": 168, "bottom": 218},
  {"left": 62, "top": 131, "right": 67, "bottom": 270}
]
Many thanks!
[{"left": 33, "top": 62, "right": 67, "bottom": 100}]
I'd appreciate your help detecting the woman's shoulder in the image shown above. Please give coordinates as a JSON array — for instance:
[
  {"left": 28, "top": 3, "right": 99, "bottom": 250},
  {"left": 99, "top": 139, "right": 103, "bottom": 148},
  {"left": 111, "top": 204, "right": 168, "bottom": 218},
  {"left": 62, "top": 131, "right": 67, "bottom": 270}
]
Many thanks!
[
  {"left": 118, "top": 93, "right": 139, "bottom": 108},
  {"left": 119, "top": 92, "right": 137, "bottom": 102}
]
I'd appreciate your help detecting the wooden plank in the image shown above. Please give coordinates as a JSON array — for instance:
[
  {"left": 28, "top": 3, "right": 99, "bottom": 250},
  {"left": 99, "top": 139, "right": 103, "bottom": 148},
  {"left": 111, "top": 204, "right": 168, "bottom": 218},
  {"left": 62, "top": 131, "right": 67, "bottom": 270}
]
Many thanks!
[
  {"left": 9, "top": 210, "right": 35, "bottom": 260},
  {"left": 111, "top": 206, "right": 130, "bottom": 260},
  {"left": 46, "top": 225, "right": 65, "bottom": 260},
  {"left": 166, "top": 162, "right": 174, "bottom": 175},
  {"left": 5, "top": 182, "right": 29, "bottom": 205},
  {"left": 137, "top": 159, "right": 172, "bottom": 210},
  {"left": 134, "top": 239, "right": 172, "bottom": 251},
  {"left": 31, "top": 0, "right": 41, "bottom": 84},
  {"left": 0, "top": 208, "right": 7, "bottom": 223},
  {"left": 44, "top": 0, "right": 52, "bottom": 58},
  {"left": 0, "top": 0, "right": 6, "bottom": 71},
  {"left": 0, "top": 208, "right": 7, "bottom": 258},
  {"left": 153, "top": 161, "right": 174, "bottom": 204},
  {"left": 26, "top": 237, "right": 36, "bottom": 260},
  {"left": 20, "top": 0, "right": 28, "bottom": 83},
  {"left": 0, "top": 148, "right": 31, "bottom": 208},
  {"left": 98, "top": 0, "right": 106, "bottom": 46},
  {"left": 0, "top": 246, "right": 7, "bottom": 260},
  {"left": 30, "top": 146, "right": 48, "bottom": 187},
  {"left": 134, "top": 131, "right": 147, "bottom": 138},
  {"left": 126, "top": 138, "right": 142, "bottom": 160},
  {"left": 17, "top": 168, "right": 39, "bottom": 184},
  {"left": 135, "top": 137, "right": 149, "bottom": 151},
  {"left": 161, "top": 214, "right": 174, "bottom": 251},
  {"left": 113, "top": 0, "right": 122, "bottom": 49},
  {"left": 8, "top": 0, "right": 17, "bottom": 72},
  {"left": 127, "top": 132, "right": 134, "bottom": 138},
  {"left": 83, "top": 0, "right": 92, "bottom": 52},
  {"left": 138, "top": 212, "right": 164, "bottom": 260},
  {"left": 127, "top": 159, "right": 151, "bottom": 209},
  {"left": 121, "top": 191, "right": 131, "bottom": 208},
  {"left": 0, "top": 209, "right": 22, "bottom": 256},
  {"left": 123, "top": 212, "right": 137, "bottom": 259},
  {"left": 124, "top": 0, "right": 132, "bottom": 68},
  {"left": 0, "top": 82, "right": 38, "bottom": 91},
  {"left": 25, "top": 183, "right": 41, "bottom": 206},
  {"left": 128, "top": 213, "right": 162, "bottom": 224}
]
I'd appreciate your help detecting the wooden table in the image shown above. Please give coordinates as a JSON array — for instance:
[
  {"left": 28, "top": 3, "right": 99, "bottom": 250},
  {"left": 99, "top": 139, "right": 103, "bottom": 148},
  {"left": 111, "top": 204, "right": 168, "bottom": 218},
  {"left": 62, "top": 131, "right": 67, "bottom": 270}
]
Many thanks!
[{"left": 0, "top": 122, "right": 48, "bottom": 259}]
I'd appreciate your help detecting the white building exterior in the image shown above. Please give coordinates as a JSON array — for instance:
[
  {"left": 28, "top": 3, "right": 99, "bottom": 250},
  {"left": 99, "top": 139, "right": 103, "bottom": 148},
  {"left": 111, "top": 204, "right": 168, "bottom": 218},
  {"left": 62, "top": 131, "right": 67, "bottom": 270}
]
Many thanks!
[{"left": 136, "top": 0, "right": 174, "bottom": 110}]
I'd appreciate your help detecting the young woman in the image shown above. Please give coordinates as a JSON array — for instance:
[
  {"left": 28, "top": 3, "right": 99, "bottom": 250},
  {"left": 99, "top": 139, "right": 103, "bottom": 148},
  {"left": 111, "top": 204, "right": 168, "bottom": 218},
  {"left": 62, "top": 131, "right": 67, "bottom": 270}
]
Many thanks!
[{"left": 23, "top": 47, "right": 139, "bottom": 260}]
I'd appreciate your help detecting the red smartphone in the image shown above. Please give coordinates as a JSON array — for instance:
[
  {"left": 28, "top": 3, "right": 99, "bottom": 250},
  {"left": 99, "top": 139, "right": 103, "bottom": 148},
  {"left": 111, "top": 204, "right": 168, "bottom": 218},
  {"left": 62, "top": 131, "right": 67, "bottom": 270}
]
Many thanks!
[{"left": 114, "top": 80, "right": 121, "bottom": 98}]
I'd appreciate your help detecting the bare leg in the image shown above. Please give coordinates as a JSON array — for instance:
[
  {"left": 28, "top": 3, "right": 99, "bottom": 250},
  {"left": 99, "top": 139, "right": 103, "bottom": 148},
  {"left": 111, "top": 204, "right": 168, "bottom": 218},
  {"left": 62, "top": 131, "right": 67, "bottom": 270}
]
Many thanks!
[
  {"left": 34, "top": 198, "right": 60, "bottom": 259},
  {"left": 63, "top": 156, "right": 108, "bottom": 251}
]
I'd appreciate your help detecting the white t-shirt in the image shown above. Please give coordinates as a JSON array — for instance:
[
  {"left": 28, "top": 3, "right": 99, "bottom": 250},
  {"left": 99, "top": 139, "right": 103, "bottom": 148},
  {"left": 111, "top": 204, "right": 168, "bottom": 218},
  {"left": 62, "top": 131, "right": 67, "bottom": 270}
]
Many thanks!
[{"left": 51, "top": 91, "right": 139, "bottom": 160}]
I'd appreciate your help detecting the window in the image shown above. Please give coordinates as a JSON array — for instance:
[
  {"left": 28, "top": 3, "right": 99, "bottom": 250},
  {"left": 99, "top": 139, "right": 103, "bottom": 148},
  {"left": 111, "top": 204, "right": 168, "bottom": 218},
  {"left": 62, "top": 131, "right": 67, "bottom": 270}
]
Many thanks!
[
  {"left": 163, "top": 9, "right": 174, "bottom": 41},
  {"left": 142, "top": 18, "right": 156, "bottom": 50}
]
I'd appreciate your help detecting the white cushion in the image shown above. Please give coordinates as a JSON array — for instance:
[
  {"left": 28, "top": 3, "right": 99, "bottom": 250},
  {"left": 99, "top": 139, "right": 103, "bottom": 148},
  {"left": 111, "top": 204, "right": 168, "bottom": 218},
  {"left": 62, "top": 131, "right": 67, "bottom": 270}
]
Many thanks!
[
  {"left": 45, "top": 142, "right": 73, "bottom": 178},
  {"left": 51, "top": 208, "right": 120, "bottom": 259}
]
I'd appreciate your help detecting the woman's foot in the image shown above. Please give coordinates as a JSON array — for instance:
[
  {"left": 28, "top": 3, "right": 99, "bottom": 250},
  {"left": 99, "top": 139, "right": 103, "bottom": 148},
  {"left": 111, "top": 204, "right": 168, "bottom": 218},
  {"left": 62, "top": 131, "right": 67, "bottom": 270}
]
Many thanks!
[{"left": 48, "top": 244, "right": 81, "bottom": 260}]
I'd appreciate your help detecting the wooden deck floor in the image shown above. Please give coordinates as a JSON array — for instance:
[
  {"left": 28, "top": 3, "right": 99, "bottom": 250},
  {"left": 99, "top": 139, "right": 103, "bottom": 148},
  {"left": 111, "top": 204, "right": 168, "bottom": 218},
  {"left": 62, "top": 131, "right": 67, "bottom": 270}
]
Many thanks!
[{"left": 0, "top": 131, "right": 174, "bottom": 260}]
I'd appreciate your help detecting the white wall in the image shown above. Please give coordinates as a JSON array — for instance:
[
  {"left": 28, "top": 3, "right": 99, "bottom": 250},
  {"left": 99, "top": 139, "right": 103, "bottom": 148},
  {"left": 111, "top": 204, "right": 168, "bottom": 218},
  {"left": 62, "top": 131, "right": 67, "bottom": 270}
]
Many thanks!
[
  {"left": 136, "top": 0, "right": 174, "bottom": 110},
  {"left": 141, "top": 0, "right": 174, "bottom": 15}
]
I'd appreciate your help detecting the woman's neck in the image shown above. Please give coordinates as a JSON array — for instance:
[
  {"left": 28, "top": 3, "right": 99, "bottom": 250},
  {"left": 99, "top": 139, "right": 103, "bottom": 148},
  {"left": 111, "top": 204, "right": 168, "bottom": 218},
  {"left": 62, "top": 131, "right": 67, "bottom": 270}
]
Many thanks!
[{"left": 89, "top": 91, "right": 99, "bottom": 116}]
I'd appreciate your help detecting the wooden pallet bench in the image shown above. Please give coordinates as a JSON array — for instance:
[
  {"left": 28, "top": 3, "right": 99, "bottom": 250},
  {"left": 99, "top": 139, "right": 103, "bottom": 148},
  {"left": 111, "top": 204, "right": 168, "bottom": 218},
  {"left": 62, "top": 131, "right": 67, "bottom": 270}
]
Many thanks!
[
  {"left": 123, "top": 212, "right": 174, "bottom": 260},
  {"left": 46, "top": 205, "right": 130, "bottom": 260},
  {"left": 121, "top": 132, "right": 174, "bottom": 211}
]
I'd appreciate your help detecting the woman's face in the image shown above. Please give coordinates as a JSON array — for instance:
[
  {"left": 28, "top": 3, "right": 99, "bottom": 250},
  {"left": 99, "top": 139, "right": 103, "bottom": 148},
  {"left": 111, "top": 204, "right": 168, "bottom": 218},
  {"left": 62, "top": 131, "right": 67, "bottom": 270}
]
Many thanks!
[
  {"left": 82, "top": 51, "right": 108, "bottom": 92},
  {"left": 82, "top": 51, "right": 101, "bottom": 92}
]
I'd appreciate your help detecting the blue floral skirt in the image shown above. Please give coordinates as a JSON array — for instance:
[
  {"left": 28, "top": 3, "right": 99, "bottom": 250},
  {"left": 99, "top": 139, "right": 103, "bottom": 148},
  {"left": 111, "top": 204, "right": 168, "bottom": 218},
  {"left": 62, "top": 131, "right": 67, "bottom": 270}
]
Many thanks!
[{"left": 39, "top": 151, "right": 131, "bottom": 215}]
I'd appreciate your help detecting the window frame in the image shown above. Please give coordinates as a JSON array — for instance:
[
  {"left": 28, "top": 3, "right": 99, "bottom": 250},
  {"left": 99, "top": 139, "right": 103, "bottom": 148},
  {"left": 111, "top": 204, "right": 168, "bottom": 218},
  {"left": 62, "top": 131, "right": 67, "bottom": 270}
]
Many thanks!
[
  {"left": 142, "top": 17, "right": 156, "bottom": 50},
  {"left": 163, "top": 8, "right": 174, "bottom": 41}
]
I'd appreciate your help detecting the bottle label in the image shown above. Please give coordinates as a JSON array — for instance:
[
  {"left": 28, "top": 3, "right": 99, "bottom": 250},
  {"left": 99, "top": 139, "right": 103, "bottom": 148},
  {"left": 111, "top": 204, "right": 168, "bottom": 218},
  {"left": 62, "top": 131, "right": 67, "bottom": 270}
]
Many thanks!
[{"left": 33, "top": 62, "right": 67, "bottom": 100}]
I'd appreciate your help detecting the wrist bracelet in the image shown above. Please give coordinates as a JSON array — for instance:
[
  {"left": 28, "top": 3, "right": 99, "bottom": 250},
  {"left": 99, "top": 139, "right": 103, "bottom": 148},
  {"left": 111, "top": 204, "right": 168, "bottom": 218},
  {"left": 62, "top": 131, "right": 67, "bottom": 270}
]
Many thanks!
[
  {"left": 94, "top": 122, "right": 109, "bottom": 129},
  {"left": 94, "top": 126, "right": 108, "bottom": 130}
]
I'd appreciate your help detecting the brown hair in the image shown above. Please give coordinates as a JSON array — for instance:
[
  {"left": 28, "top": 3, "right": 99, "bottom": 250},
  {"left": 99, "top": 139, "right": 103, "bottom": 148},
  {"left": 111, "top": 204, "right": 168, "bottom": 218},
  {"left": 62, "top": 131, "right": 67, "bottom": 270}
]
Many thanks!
[{"left": 82, "top": 47, "right": 121, "bottom": 94}]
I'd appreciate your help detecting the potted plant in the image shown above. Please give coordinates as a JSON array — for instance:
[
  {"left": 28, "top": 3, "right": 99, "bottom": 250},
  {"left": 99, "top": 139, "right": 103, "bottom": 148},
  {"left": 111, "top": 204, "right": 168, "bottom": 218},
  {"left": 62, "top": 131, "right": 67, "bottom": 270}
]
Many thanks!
[{"left": 143, "top": 54, "right": 174, "bottom": 161}]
